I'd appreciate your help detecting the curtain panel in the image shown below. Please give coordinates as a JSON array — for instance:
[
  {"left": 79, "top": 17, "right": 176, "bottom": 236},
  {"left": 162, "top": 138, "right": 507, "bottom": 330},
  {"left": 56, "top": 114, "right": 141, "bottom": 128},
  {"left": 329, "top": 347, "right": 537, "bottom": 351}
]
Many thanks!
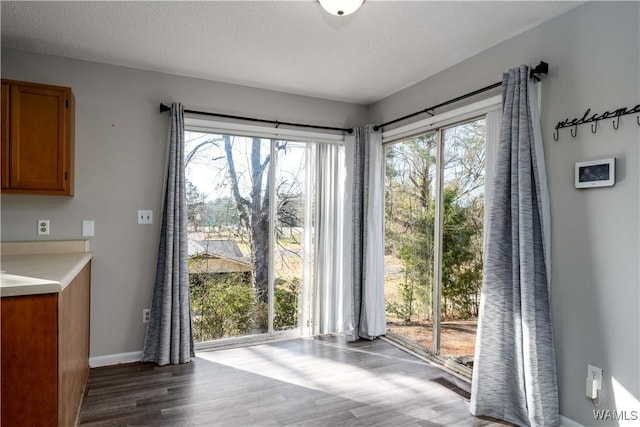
[
  {"left": 343, "top": 125, "right": 386, "bottom": 341},
  {"left": 470, "top": 66, "right": 558, "bottom": 426},
  {"left": 142, "top": 102, "right": 195, "bottom": 366},
  {"left": 315, "top": 143, "right": 346, "bottom": 334}
]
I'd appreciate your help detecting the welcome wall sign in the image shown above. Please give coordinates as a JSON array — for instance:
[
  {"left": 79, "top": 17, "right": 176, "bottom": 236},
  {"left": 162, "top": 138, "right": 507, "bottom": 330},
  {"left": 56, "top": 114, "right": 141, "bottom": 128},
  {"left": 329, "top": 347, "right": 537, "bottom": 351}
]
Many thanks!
[{"left": 553, "top": 103, "right": 640, "bottom": 141}]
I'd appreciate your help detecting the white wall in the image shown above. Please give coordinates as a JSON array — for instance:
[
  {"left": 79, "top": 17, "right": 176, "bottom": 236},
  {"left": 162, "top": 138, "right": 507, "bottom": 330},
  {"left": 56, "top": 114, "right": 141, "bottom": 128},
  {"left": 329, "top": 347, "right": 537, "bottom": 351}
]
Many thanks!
[
  {"left": 371, "top": 2, "right": 639, "bottom": 426},
  {"left": 0, "top": 49, "right": 368, "bottom": 359}
]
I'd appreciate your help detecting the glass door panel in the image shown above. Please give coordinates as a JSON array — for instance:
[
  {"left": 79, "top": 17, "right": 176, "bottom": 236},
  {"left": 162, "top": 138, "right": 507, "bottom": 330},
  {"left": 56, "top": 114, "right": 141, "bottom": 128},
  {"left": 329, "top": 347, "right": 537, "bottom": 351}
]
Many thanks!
[
  {"left": 383, "top": 133, "right": 437, "bottom": 349},
  {"left": 273, "top": 142, "right": 315, "bottom": 332},
  {"left": 383, "top": 117, "right": 487, "bottom": 375},
  {"left": 185, "top": 131, "right": 315, "bottom": 343},
  {"left": 185, "top": 131, "right": 271, "bottom": 342},
  {"left": 438, "top": 119, "right": 486, "bottom": 368}
]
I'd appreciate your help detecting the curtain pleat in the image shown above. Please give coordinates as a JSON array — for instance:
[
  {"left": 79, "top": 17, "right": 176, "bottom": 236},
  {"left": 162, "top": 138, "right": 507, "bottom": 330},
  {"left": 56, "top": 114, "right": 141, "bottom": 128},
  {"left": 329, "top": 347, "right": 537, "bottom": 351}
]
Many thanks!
[
  {"left": 142, "top": 102, "right": 194, "bottom": 366},
  {"left": 343, "top": 125, "right": 386, "bottom": 341},
  {"left": 315, "top": 143, "right": 345, "bottom": 334},
  {"left": 470, "top": 66, "right": 558, "bottom": 426}
]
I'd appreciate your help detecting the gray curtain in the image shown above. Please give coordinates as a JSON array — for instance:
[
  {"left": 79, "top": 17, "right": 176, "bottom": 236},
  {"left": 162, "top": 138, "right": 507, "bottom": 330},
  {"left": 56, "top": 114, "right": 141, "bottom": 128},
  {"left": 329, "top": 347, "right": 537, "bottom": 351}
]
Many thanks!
[
  {"left": 470, "top": 65, "right": 558, "bottom": 426},
  {"left": 142, "top": 102, "right": 194, "bottom": 366},
  {"left": 343, "top": 125, "right": 386, "bottom": 341}
]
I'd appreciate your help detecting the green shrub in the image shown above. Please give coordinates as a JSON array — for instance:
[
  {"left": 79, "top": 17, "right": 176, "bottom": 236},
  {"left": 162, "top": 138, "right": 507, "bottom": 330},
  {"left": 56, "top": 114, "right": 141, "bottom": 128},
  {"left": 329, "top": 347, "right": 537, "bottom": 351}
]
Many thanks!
[
  {"left": 386, "top": 279, "right": 415, "bottom": 323},
  {"left": 274, "top": 280, "right": 299, "bottom": 330},
  {"left": 190, "top": 274, "right": 301, "bottom": 340},
  {"left": 191, "top": 273, "right": 255, "bottom": 341}
]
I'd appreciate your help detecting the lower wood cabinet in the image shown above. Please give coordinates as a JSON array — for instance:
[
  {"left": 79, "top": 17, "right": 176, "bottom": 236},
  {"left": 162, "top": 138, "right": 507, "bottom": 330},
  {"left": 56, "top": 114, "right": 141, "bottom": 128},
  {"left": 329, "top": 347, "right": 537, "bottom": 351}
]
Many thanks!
[{"left": 1, "top": 262, "right": 91, "bottom": 427}]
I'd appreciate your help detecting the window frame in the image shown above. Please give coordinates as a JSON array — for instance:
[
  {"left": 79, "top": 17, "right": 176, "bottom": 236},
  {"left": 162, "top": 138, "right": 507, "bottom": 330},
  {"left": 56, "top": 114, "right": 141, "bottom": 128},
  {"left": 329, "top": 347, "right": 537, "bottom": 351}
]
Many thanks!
[
  {"left": 381, "top": 95, "right": 501, "bottom": 144},
  {"left": 184, "top": 118, "right": 344, "bottom": 351},
  {"left": 381, "top": 96, "right": 502, "bottom": 379},
  {"left": 186, "top": 117, "right": 345, "bottom": 145}
]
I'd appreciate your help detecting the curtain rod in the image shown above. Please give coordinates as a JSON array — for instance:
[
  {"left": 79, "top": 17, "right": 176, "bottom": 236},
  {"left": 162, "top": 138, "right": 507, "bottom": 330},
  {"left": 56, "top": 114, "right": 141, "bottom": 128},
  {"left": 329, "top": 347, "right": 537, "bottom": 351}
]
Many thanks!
[
  {"left": 159, "top": 103, "right": 353, "bottom": 134},
  {"left": 373, "top": 61, "right": 549, "bottom": 132}
]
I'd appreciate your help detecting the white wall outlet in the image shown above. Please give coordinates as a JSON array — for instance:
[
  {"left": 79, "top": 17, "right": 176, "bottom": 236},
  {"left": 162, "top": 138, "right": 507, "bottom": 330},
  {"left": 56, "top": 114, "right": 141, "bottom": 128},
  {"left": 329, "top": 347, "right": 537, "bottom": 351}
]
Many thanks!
[
  {"left": 37, "top": 219, "right": 50, "bottom": 235},
  {"left": 143, "top": 309, "right": 151, "bottom": 323},
  {"left": 587, "top": 364, "right": 603, "bottom": 397},
  {"left": 82, "top": 220, "right": 95, "bottom": 237},
  {"left": 138, "top": 210, "right": 153, "bottom": 225}
]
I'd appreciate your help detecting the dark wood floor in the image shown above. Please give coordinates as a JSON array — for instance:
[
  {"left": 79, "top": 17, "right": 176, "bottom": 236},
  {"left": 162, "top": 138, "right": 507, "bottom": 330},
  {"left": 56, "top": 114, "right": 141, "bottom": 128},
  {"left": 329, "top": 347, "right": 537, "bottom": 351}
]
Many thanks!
[{"left": 79, "top": 336, "right": 509, "bottom": 426}]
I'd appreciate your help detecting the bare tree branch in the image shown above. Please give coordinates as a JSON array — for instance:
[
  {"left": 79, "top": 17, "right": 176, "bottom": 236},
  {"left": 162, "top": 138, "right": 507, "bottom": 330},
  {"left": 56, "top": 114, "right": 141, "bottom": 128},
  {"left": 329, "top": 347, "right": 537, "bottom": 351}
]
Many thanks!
[
  {"left": 185, "top": 138, "right": 220, "bottom": 166},
  {"left": 223, "top": 136, "right": 251, "bottom": 229}
]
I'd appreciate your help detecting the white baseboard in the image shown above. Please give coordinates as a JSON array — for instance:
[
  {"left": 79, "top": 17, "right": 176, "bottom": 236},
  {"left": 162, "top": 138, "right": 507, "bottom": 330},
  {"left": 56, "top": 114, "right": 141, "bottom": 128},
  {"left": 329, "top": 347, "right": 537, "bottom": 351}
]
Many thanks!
[
  {"left": 89, "top": 351, "right": 142, "bottom": 367},
  {"left": 560, "top": 414, "right": 584, "bottom": 427}
]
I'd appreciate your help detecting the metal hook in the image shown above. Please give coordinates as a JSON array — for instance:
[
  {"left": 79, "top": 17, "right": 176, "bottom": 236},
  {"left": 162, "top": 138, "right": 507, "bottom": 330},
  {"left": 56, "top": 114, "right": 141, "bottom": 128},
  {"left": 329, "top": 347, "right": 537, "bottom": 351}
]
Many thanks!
[
  {"left": 553, "top": 128, "right": 559, "bottom": 142},
  {"left": 612, "top": 115, "right": 620, "bottom": 130},
  {"left": 591, "top": 121, "right": 598, "bottom": 134},
  {"left": 570, "top": 124, "right": 577, "bottom": 137},
  {"left": 637, "top": 116, "right": 640, "bottom": 126}
]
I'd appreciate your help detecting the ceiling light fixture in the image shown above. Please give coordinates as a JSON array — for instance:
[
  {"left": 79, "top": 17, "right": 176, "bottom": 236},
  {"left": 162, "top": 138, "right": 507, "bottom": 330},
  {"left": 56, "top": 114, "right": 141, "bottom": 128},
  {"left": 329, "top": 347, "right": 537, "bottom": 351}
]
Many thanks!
[{"left": 318, "top": 0, "right": 365, "bottom": 16}]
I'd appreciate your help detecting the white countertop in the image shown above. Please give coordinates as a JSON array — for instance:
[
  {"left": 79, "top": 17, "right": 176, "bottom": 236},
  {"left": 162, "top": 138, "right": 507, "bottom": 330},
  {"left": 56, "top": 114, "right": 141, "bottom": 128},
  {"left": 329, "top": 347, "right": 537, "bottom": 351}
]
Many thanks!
[{"left": 0, "top": 252, "right": 92, "bottom": 297}]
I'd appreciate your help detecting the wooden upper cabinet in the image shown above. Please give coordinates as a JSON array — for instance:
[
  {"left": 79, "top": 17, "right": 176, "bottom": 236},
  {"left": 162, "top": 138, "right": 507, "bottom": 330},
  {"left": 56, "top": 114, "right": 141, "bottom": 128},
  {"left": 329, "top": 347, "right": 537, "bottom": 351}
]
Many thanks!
[
  {"left": 1, "top": 79, "right": 75, "bottom": 195},
  {"left": 1, "top": 81, "right": 9, "bottom": 190}
]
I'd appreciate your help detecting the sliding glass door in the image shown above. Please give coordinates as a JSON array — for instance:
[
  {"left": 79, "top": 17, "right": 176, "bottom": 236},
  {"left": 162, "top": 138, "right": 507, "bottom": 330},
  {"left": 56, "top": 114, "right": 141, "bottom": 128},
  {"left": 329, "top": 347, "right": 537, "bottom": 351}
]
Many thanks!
[
  {"left": 273, "top": 141, "right": 315, "bottom": 333},
  {"left": 384, "top": 133, "right": 437, "bottom": 350},
  {"left": 437, "top": 119, "right": 486, "bottom": 368},
  {"left": 184, "top": 131, "right": 314, "bottom": 343},
  {"left": 384, "top": 118, "right": 486, "bottom": 373}
]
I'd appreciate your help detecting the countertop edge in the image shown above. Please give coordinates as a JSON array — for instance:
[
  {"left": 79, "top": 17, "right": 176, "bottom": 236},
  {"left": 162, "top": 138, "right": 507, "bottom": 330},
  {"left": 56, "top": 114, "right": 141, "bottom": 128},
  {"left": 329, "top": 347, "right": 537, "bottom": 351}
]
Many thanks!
[
  {"left": 58, "top": 252, "right": 93, "bottom": 290},
  {"left": 0, "top": 283, "right": 63, "bottom": 297},
  {"left": 0, "top": 253, "right": 92, "bottom": 297}
]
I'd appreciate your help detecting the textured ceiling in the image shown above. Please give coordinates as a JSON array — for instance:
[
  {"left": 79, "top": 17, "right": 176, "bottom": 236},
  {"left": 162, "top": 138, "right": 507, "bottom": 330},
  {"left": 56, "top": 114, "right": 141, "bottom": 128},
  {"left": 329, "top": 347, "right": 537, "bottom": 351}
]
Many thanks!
[{"left": 1, "top": 1, "right": 581, "bottom": 104}]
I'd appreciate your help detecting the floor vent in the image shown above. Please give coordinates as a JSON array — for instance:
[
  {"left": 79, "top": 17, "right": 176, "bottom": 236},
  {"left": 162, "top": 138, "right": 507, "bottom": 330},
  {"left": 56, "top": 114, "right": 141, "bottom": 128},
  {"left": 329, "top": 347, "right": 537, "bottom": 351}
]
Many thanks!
[{"left": 432, "top": 377, "right": 471, "bottom": 401}]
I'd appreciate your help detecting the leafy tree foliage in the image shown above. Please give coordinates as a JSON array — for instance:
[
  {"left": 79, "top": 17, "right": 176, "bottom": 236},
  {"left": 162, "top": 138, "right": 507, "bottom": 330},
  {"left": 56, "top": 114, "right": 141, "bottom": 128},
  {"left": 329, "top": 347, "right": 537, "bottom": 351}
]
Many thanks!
[
  {"left": 440, "top": 185, "right": 483, "bottom": 319},
  {"left": 209, "top": 197, "right": 240, "bottom": 230},
  {"left": 385, "top": 119, "right": 485, "bottom": 323},
  {"left": 385, "top": 134, "right": 436, "bottom": 323}
]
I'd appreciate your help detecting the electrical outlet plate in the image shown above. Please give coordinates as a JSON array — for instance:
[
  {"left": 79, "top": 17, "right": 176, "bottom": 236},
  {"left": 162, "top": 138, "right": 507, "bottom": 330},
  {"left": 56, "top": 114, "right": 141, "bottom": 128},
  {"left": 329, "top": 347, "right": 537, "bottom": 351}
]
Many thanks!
[
  {"left": 38, "top": 219, "right": 50, "bottom": 235},
  {"left": 143, "top": 309, "right": 151, "bottom": 323},
  {"left": 587, "top": 364, "right": 603, "bottom": 391},
  {"left": 138, "top": 210, "right": 153, "bottom": 224}
]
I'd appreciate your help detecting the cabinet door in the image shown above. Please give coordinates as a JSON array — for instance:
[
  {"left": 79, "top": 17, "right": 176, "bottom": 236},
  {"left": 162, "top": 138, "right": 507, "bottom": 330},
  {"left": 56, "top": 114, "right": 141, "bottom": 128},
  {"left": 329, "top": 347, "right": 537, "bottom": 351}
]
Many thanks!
[
  {"left": 9, "top": 83, "right": 73, "bottom": 194},
  {"left": 1, "top": 81, "right": 8, "bottom": 189},
  {"left": 1, "top": 294, "right": 58, "bottom": 427}
]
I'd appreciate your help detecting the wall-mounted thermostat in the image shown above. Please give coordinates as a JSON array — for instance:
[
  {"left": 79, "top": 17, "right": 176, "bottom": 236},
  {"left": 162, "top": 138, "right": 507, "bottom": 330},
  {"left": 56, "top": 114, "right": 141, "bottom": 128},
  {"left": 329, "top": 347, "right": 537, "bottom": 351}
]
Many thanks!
[{"left": 575, "top": 158, "right": 615, "bottom": 189}]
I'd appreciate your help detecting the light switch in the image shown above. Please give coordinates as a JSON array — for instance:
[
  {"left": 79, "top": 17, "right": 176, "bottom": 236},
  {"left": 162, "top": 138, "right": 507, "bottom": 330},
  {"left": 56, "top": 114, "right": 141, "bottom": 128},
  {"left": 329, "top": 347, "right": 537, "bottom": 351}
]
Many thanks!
[{"left": 82, "top": 220, "right": 95, "bottom": 237}]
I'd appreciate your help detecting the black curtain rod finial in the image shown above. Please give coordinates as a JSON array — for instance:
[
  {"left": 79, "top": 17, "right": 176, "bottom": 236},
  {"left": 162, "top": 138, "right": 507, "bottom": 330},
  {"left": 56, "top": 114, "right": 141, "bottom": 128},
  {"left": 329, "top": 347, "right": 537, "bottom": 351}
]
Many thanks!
[
  {"left": 530, "top": 61, "right": 549, "bottom": 80},
  {"left": 159, "top": 103, "right": 171, "bottom": 113}
]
